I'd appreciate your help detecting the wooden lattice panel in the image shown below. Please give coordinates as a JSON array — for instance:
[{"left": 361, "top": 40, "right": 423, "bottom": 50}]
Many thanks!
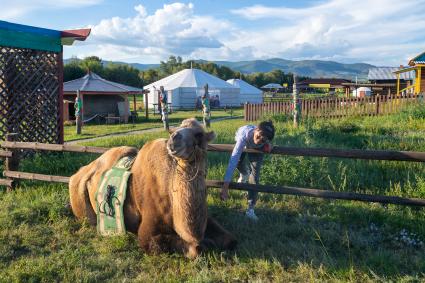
[{"left": 0, "top": 46, "right": 60, "bottom": 143}]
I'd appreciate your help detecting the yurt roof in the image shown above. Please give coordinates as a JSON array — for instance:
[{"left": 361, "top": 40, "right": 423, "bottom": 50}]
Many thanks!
[
  {"left": 227, "top": 79, "right": 262, "bottom": 95},
  {"left": 145, "top": 68, "right": 238, "bottom": 90},
  {"left": 261, "top": 83, "right": 283, "bottom": 89},
  {"left": 64, "top": 72, "right": 143, "bottom": 93}
]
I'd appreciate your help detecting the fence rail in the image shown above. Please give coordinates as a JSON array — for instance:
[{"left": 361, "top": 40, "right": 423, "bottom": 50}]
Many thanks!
[
  {"left": 0, "top": 150, "right": 12, "bottom": 158},
  {"left": 246, "top": 93, "right": 422, "bottom": 121},
  {"left": 1, "top": 140, "right": 425, "bottom": 207},
  {"left": 4, "top": 141, "right": 425, "bottom": 163},
  {"left": 2, "top": 169, "right": 425, "bottom": 207}
]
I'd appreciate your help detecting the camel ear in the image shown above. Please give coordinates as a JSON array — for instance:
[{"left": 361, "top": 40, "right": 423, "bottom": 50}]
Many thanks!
[{"left": 205, "top": 131, "right": 216, "bottom": 142}]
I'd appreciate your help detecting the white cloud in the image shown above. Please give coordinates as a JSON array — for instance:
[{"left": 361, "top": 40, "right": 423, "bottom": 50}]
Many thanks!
[
  {"left": 229, "top": 0, "right": 425, "bottom": 65},
  {"left": 0, "top": 0, "right": 102, "bottom": 20},
  {"left": 65, "top": 0, "right": 425, "bottom": 66},
  {"left": 84, "top": 3, "right": 231, "bottom": 61}
]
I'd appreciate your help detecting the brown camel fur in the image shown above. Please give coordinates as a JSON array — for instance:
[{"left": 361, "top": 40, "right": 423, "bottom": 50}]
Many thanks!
[{"left": 69, "top": 118, "right": 237, "bottom": 258}]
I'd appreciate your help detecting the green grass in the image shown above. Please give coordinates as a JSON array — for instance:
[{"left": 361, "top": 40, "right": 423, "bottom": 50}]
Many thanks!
[
  {"left": 1, "top": 106, "right": 425, "bottom": 281},
  {"left": 64, "top": 109, "right": 243, "bottom": 141}
]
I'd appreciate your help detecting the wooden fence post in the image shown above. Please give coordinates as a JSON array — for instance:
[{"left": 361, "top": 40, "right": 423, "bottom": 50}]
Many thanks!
[
  {"left": 145, "top": 92, "right": 149, "bottom": 120},
  {"left": 5, "top": 133, "right": 19, "bottom": 191},
  {"left": 376, "top": 95, "right": 380, "bottom": 115}
]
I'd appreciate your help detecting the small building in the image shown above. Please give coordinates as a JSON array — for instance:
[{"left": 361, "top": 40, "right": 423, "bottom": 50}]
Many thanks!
[
  {"left": 352, "top": 87, "right": 371, "bottom": 98},
  {"left": 394, "top": 51, "right": 425, "bottom": 95},
  {"left": 227, "top": 79, "right": 263, "bottom": 104},
  {"left": 63, "top": 72, "right": 143, "bottom": 122},
  {"left": 367, "top": 67, "right": 414, "bottom": 95},
  {"left": 144, "top": 68, "right": 240, "bottom": 109},
  {"left": 298, "top": 78, "right": 351, "bottom": 94}
]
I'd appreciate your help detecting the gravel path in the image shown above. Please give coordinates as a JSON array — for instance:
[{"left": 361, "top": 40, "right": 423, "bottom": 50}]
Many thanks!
[{"left": 65, "top": 116, "right": 242, "bottom": 145}]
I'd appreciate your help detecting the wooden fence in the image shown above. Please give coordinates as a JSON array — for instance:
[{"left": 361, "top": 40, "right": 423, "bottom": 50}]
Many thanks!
[
  {"left": 1, "top": 137, "right": 425, "bottom": 207},
  {"left": 245, "top": 93, "right": 423, "bottom": 121}
]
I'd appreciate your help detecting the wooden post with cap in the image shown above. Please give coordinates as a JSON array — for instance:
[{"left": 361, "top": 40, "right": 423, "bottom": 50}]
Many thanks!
[{"left": 292, "top": 74, "right": 299, "bottom": 128}]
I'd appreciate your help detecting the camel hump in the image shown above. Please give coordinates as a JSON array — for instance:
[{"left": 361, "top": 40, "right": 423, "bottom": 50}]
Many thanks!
[
  {"left": 69, "top": 146, "right": 139, "bottom": 221},
  {"left": 139, "top": 139, "right": 168, "bottom": 157}
]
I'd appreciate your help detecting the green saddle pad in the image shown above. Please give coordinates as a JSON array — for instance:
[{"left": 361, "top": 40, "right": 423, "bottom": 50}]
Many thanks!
[{"left": 95, "top": 155, "right": 135, "bottom": 236}]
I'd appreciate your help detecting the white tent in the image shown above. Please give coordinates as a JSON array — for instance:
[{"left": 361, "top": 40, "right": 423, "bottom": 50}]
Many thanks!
[
  {"left": 352, "top": 87, "right": 371, "bottom": 98},
  {"left": 145, "top": 69, "right": 240, "bottom": 109},
  {"left": 227, "top": 79, "right": 263, "bottom": 104},
  {"left": 261, "top": 83, "right": 283, "bottom": 90}
]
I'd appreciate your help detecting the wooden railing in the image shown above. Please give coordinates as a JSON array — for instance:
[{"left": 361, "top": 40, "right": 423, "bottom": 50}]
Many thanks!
[
  {"left": 1, "top": 139, "right": 425, "bottom": 207},
  {"left": 246, "top": 93, "right": 423, "bottom": 121}
]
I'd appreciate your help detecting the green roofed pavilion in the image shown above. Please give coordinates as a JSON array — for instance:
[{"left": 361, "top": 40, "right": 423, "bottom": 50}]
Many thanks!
[{"left": 0, "top": 21, "right": 90, "bottom": 144}]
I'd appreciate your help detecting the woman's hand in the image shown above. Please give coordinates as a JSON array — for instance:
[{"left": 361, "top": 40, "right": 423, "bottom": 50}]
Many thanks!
[
  {"left": 220, "top": 182, "right": 230, "bottom": 201},
  {"left": 263, "top": 143, "right": 273, "bottom": 153}
]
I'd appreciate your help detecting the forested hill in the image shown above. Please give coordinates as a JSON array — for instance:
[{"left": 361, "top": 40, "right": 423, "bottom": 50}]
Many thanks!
[
  {"left": 214, "top": 58, "right": 373, "bottom": 80},
  {"left": 64, "top": 56, "right": 304, "bottom": 88},
  {"left": 65, "top": 57, "right": 373, "bottom": 80}
]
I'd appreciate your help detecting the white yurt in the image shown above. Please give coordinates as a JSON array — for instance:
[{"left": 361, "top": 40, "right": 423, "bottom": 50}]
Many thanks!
[
  {"left": 352, "top": 87, "right": 372, "bottom": 98},
  {"left": 144, "top": 69, "right": 240, "bottom": 109},
  {"left": 227, "top": 79, "right": 263, "bottom": 104}
]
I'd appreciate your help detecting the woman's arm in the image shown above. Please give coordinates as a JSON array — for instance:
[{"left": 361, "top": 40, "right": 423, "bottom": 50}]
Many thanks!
[
  {"left": 223, "top": 138, "right": 246, "bottom": 183},
  {"left": 221, "top": 130, "right": 247, "bottom": 201}
]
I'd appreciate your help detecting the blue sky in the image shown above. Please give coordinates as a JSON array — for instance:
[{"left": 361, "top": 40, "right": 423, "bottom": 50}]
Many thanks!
[{"left": 1, "top": 0, "right": 425, "bottom": 65}]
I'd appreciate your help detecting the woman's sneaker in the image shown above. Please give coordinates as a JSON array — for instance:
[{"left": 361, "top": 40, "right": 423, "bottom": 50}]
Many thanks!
[
  {"left": 238, "top": 174, "right": 249, "bottom": 183},
  {"left": 245, "top": 208, "right": 259, "bottom": 221}
]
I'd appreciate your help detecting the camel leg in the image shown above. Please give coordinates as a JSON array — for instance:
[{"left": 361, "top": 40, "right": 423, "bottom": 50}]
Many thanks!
[
  {"left": 137, "top": 219, "right": 201, "bottom": 258},
  {"left": 204, "top": 217, "right": 237, "bottom": 251},
  {"left": 69, "top": 167, "right": 97, "bottom": 226}
]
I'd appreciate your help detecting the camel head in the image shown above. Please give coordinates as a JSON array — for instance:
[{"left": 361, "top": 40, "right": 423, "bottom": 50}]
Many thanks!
[{"left": 167, "top": 118, "right": 215, "bottom": 161}]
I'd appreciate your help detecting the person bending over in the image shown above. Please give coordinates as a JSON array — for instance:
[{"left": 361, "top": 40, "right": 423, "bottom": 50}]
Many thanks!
[{"left": 220, "top": 121, "right": 275, "bottom": 220}]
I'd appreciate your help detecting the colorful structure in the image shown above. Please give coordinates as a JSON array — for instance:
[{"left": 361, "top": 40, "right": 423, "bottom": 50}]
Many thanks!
[
  {"left": 394, "top": 51, "right": 425, "bottom": 95},
  {"left": 0, "top": 20, "right": 90, "bottom": 144}
]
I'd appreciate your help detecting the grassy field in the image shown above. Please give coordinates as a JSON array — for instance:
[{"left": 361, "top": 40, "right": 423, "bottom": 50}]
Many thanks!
[
  {"left": 64, "top": 108, "right": 242, "bottom": 141},
  {"left": 1, "top": 106, "right": 425, "bottom": 281}
]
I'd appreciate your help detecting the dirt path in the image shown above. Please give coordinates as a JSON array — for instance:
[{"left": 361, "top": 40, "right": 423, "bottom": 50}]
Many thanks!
[{"left": 65, "top": 116, "right": 242, "bottom": 145}]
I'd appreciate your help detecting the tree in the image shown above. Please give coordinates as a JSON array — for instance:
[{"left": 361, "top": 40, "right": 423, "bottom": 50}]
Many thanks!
[
  {"left": 141, "top": 69, "right": 159, "bottom": 85},
  {"left": 64, "top": 62, "right": 85, "bottom": 82},
  {"left": 103, "top": 63, "right": 143, "bottom": 88},
  {"left": 80, "top": 56, "right": 103, "bottom": 75}
]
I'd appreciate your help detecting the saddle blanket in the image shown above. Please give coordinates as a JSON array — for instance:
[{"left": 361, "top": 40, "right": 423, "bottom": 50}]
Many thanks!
[{"left": 95, "top": 155, "right": 135, "bottom": 236}]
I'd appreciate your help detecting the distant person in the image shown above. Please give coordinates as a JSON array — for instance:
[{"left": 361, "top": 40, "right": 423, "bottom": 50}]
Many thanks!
[
  {"left": 201, "top": 84, "right": 211, "bottom": 128},
  {"left": 158, "top": 86, "right": 169, "bottom": 130},
  {"left": 220, "top": 121, "right": 275, "bottom": 221}
]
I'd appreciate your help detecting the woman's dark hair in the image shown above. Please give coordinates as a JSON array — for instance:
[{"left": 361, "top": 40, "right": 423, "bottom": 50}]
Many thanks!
[{"left": 258, "top": 120, "right": 275, "bottom": 141}]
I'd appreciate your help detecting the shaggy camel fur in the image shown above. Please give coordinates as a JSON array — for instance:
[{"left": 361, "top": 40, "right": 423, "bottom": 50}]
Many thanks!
[{"left": 69, "top": 118, "right": 237, "bottom": 258}]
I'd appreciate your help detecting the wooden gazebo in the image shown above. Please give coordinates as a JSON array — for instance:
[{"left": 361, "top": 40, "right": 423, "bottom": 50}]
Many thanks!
[
  {"left": 394, "top": 51, "right": 425, "bottom": 95},
  {"left": 63, "top": 72, "right": 143, "bottom": 123},
  {"left": 0, "top": 21, "right": 90, "bottom": 144}
]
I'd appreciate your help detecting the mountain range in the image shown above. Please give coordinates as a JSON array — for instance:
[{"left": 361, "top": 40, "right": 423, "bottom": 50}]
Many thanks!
[{"left": 65, "top": 58, "right": 375, "bottom": 79}]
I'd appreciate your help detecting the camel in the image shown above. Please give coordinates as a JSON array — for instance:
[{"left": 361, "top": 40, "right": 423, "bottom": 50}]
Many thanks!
[{"left": 69, "top": 118, "right": 237, "bottom": 258}]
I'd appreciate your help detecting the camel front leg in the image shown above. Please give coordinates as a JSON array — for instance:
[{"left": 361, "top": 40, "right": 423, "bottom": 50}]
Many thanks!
[
  {"left": 137, "top": 219, "right": 202, "bottom": 259},
  {"left": 204, "top": 217, "right": 237, "bottom": 251}
]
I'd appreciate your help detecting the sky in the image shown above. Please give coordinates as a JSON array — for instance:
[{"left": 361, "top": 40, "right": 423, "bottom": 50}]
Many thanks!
[{"left": 1, "top": 0, "right": 424, "bottom": 66}]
